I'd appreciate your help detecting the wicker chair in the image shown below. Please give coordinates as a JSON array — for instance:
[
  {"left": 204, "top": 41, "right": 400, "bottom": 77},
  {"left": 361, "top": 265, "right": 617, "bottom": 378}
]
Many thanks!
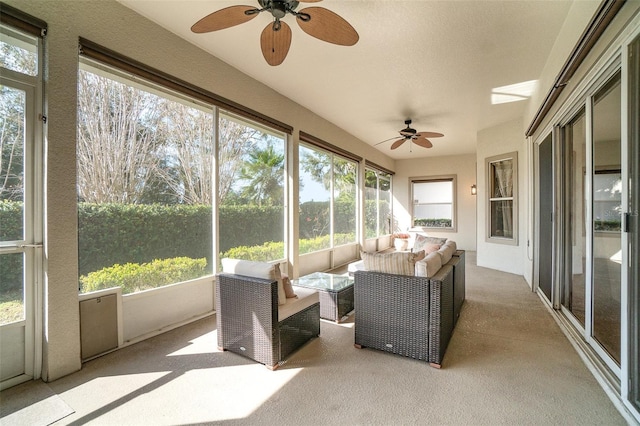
[
  {"left": 216, "top": 273, "right": 320, "bottom": 370},
  {"left": 354, "top": 262, "right": 458, "bottom": 368}
]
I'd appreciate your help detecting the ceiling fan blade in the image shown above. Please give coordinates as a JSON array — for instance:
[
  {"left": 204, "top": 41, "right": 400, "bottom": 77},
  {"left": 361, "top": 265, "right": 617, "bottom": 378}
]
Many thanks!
[
  {"left": 260, "top": 21, "right": 292, "bottom": 66},
  {"left": 390, "top": 139, "right": 406, "bottom": 150},
  {"left": 191, "top": 6, "right": 259, "bottom": 33},
  {"left": 413, "top": 138, "right": 433, "bottom": 149},
  {"left": 416, "top": 131, "right": 444, "bottom": 138},
  {"left": 297, "top": 7, "right": 359, "bottom": 46},
  {"left": 374, "top": 136, "right": 401, "bottom": 146}
]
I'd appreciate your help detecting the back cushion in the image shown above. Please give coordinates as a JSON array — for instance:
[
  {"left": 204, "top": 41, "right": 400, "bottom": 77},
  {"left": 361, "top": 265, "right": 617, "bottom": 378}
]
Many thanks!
[
  {"left": 415, "top": 251, "right": 443, "bottom": 278},
  {"left": 221, "top": 258, "right": 286, "bottom": 305},
  {"left": 361, "top": 251, "right": 424, "bottom": 276},
  {"left": 437, "top": 243, "right": 456, "bottom": 264}
]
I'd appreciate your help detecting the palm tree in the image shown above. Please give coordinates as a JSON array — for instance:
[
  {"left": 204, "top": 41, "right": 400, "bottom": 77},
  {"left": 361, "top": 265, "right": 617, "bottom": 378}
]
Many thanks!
[{"left": 239, "top": 143, "right": 284, "bottom": 206}]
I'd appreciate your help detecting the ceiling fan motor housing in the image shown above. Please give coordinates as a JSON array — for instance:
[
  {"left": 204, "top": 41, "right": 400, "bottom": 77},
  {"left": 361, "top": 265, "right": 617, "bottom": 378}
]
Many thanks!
[
  {"left": 258, "top": 0, "right": 300, "bottom": 19},
  {"left": 400, "top": 120, "right": 417, "bottom": 137}
]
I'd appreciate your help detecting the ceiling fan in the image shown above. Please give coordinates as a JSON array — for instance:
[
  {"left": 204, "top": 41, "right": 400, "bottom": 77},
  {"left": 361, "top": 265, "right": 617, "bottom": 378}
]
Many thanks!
[
  {"left": 375, "top": 119, "right": 444, "bottom": 150},
  {"left": 191, "top": 0, "right": 359, "bottom": 66}
]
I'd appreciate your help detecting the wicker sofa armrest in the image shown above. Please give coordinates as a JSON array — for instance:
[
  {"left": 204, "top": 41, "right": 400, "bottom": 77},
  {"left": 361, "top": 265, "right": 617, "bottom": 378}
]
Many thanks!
[
  {"left": 216, "top": 273, "right": 279, "bottom": 367},
  {"left": 354, "top": 263, "right": 456, "bottom": 367},
  {"left": 354, "top": 271, "right": 431, "bottom": 361},
  {"left": 427, "top": 264, "right": 454, "bottom": 366},
  {"left": 216, "top": 272, "right": 320, "bottom": 369}
]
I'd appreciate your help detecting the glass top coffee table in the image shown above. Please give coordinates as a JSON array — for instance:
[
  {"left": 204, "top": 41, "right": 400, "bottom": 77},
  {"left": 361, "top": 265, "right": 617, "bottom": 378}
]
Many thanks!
[{"left": 291, "top": 272, "right": 354, "bottom": 323}]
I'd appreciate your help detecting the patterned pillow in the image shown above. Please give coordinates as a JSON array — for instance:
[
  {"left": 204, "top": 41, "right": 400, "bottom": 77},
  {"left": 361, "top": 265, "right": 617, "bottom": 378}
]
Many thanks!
[
  {"left": 361, "top": 250, "right": 424, "bottom": 276},
  {"left": 414, "top": 234, "right": 448, "bottom": 252},
  {"left": 221, "top": 258, "right": 286, "bottom": 305},
  {"left": 282, "top": 274, "right": 297, "bottom": 298}
]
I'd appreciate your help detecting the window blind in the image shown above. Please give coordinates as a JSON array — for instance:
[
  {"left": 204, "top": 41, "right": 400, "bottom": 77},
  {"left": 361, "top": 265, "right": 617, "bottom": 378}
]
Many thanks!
[{"left": 78, "top": 37, "right": 293, "bottom": 135}]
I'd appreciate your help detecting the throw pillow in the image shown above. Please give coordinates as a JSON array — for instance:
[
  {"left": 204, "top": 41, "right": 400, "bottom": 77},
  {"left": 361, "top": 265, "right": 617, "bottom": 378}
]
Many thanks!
[
  {"left": 361, "top": 250, "right": 423, "bottom": 276},
  {"left": 282, "top": 274, "right": 297, "bottom": 298},
  {"left": 221, "top": 258, "right": 286, "bottom": 305},
  {"left": 414, "top": 234, "right": 448, "bottom": 252}
]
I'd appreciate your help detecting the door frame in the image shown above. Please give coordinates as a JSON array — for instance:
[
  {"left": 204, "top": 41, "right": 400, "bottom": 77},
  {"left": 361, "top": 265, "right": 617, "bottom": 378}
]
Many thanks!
[{"left": 0, "top": 48, "right": 44, "bottom": 391}]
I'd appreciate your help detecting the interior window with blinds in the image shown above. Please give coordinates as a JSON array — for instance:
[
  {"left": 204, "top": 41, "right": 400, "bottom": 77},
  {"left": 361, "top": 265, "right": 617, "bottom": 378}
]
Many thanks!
[
  {"left": 411, "top": 176, "right": 456, "bottom": 230},
  {"left": 486, "top": 152, "right": 518, "bottom": 244}
]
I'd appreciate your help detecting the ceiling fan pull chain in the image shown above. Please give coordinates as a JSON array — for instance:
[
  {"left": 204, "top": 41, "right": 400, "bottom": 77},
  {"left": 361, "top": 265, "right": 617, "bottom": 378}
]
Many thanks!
[{"left": 273, "top": 19, "right": 282, "bottom": 31}]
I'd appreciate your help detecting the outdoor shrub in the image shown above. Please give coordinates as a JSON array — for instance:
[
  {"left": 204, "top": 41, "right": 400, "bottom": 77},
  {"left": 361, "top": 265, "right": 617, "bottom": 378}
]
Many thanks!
[
  {"left": 0, "top": 201, "right": 23, "bottom": 290},
  {"left": 80, "top": 257, "right": 207, "bottom": 294},
  {"left": 221, "top": 241, "right": 284, "bottom": 261},
  {"left": 594, "top": 220, "right": 621, "bottom": 231},
  {"left": 414, "top": 218, "right": 452, "bottom": 228},
  {"left": 220, "top": 233, "right": 356, "bottom": 262},
  {"left": 78, "top": 203, "right": 213, "bottom": 276}
]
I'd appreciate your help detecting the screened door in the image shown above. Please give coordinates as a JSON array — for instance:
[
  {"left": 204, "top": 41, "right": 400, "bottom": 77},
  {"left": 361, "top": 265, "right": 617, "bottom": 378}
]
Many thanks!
[
  {"left": 0, "top": 77, "right": 40, "bottom": 389},
  {"left": 0, "top": 23, "right": 43, "bottom": 389}
]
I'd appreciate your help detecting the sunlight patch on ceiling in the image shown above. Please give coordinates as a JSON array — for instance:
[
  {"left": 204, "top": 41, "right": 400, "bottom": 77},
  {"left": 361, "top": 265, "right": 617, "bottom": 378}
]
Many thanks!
[{"left": 491, "top": 80, "right": 538, "bottom": 105}]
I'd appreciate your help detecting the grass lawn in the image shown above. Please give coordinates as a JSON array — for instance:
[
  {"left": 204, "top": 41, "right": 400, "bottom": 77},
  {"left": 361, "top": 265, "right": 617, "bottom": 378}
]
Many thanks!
[{"left": 0, "top": 289, "right": 24, "bottom": 324}]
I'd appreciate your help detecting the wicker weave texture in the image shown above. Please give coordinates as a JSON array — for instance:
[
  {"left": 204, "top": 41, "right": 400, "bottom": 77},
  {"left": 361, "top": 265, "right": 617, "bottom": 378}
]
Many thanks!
[
  {"left": 279, "top": 304, "right": 320, "bottom": 359},
  {"left": 217, "top": 273, "right": 320, "bottom": 368},
  {"left": 217, "top": 274, "right": 279, "bottom": 366},
  {"left": 354, "top": 271, "right": 431, "bottom": 361},
  {"left": 448, "top": 250, "right": 466, "bottom": 325},
  {"left": 318, "top": 285, "right": 354, "bottom": 322},
  {"left": 428, "top": 264, "right": 454, "bottom": 364}
]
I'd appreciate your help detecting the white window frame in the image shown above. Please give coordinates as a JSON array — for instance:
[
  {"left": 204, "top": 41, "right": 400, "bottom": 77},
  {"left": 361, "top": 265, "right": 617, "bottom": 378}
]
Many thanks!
[
  {"left": 410, "top": 175, "right": 457, "bottom": 232},
  {"left": 486, "top": 151, "right": 518, "bottom": 245}
]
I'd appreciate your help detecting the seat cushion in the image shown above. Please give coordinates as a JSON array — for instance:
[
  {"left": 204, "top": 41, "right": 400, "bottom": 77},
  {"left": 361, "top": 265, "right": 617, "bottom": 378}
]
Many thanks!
[
  {"left": 279, "top": 286, "right": 319, "bottom": 321},
  {"left": 347, "top": 259, "right": 365, "bottom": 276},
  {"left": 221, "top": 258, "right": 286, "bottom": 305}
]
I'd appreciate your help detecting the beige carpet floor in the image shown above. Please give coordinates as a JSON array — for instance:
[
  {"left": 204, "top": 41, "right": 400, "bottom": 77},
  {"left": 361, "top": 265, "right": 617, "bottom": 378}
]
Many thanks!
[{"left": 1, "top": 253, "right": 627, "bottom": 425}]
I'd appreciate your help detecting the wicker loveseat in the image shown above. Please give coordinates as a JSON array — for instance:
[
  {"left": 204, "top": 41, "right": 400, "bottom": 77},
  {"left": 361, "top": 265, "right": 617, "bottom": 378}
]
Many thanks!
[
  {"left": 354, "top": 246, "right": 465, "bottom": 368},
  {"left": 216, "top": 259, "right": 320, "bottom": 370}
]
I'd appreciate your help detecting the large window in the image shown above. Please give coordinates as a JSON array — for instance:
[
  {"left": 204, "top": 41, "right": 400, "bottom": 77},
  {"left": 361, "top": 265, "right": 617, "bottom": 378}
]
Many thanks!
[
  {"left": 218, "top": 113, "right": 286, "bottom": 262},
  {"left": 411, "top": 176, "right": 456, "bottom": 230},
  {"left": 365, "top": 168, "right": 392, "bottom": 238},
  {"left": 77, "top": 60, "right": 215, "bottom": 295},
  {"left": 299, "top": 144, "right": 357, "bottom": 254},
  {"left": 486, "top": 152, "right": 517, "bottom": 244}
]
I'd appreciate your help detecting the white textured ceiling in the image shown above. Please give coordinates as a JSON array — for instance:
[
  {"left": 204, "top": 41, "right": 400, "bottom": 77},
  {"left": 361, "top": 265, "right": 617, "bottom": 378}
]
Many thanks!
[{"left": 118, "top": 0, "right": 574, "bottom": 159}]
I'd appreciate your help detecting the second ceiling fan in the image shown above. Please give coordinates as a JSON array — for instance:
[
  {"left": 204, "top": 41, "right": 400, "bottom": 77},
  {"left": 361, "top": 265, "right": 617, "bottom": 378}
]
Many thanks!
[
  {"left": 191, "top": 0, "right": 359, "bottom": 66},
  {"left": 377, "top": 119, "right": 444, "bottom": 150}
]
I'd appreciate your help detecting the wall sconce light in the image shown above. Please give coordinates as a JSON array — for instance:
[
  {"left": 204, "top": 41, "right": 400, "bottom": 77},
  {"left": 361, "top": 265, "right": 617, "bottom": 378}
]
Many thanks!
[{"left": 471, "top": 184, "right": 477, "bottom": 195}]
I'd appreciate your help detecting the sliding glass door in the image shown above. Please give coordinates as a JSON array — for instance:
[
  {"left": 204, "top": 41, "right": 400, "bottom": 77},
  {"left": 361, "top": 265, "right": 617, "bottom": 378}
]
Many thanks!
[
  {"left": 591, "top": 71, "right": 622, "bottom": 365},
  {"left": 627, "top": 32, "right": 640, "bottom": 417},
  {"left": 561, "top": 109, "right": 586, "bottom": 327}
]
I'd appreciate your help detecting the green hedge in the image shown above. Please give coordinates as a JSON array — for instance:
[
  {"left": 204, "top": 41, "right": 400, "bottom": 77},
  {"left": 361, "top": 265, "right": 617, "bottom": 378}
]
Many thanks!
[
  {"left": 2, "top": 200, "right": 364, "bottom": 283},
  {"left": 221, "top": 233, "right": 355, "bottom": 261},
  {"left": 78, "top": 203, "right": 213, "bottom": 276},
  {"left": 79, "top": 257, "right": 207, "bottom": 294},
  {"left": 0, "top": 201, "right": 23, "bottom": 290},
  {"left": 594, "top": 220, "right": 621, "bottom": 232},
  {"left": 414, "top": 218, "right": 452, "bottom": 228}
]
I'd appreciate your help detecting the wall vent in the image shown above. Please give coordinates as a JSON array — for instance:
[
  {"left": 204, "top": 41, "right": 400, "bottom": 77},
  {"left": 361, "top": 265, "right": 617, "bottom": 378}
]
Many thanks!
[{"left": 79, "top": 289, "right": 121, "bottom": 361}]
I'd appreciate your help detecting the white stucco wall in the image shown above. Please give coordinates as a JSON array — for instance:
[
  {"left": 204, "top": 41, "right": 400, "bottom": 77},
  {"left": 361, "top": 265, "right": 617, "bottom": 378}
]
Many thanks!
[
  {"left": 6, "top": 0, "right": 395, "bottom": 381},
  {"left": 476, "top": 119, "right": 528, "bottom": 276},
  {"left": 393, "top": 154, "right": 477, "bottom": 251}
]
